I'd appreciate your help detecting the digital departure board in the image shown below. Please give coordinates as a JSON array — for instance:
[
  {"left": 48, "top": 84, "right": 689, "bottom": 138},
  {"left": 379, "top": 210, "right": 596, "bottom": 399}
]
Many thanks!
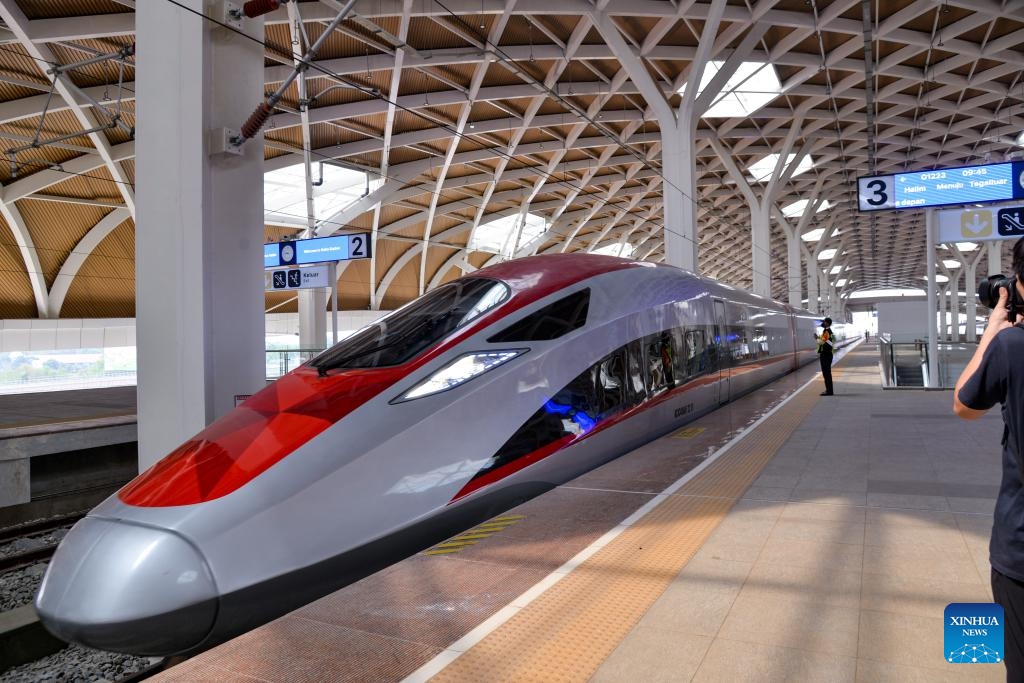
[
  {"left": 264, "top": 233, "right": 371, "bottom": 268},
  {"left": 857, "top": 161, "right": 1024, "bottom": 212}
]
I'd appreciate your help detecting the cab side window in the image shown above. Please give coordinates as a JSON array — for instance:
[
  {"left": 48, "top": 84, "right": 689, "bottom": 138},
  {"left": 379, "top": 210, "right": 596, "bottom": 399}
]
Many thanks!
[{"left": 488, "top": 289, "right": 590, "bottom": 342}]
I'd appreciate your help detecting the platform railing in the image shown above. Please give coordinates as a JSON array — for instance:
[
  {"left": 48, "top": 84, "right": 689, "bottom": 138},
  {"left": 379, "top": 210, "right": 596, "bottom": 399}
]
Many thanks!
[
  {"left": 265, "top": 348, "right": 324, "bottom": 380},
  {"left": 878, "top": 334, "right": 929, "bottom": 388},
  {"left": 878, "top": 335, "right": 977, "bottom": 389}
]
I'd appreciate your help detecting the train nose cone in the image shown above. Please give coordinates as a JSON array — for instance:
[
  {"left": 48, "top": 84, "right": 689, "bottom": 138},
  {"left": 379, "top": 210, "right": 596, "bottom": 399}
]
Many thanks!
[{"left": 35, "top": 517, "right": 218, "bottom": 655}]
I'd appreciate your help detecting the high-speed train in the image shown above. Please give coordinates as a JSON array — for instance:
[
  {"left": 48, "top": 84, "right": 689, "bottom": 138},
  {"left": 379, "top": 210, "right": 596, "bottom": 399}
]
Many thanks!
[{"left": 37, "top": 253, "right": 837, "bottom": 655}]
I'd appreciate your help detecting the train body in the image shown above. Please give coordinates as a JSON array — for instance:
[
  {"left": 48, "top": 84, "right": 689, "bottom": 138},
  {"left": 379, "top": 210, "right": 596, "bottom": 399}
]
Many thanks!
[{"left": 36, "top": 254, "right": 831, "bottom": 655}]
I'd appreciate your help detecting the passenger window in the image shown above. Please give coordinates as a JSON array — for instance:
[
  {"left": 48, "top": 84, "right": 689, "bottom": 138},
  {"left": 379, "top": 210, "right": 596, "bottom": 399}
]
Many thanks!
[
  {"left": 682, "top": 329, "right": 708, "bottom": 379},
  {"left": 626, "top": 340, "right": 647, "bottom": 405},
  {"left": 597, "top": 351, "right": 626, "bottom": 417},
  {"left": 645, "top": 331, "right": 678, "bottom": 394},
  {"left": 481, "top": 363, "right": 602, "bottom": 476},
  {"left": 488, "top": 289, "right": 590, "bottom": 342}
]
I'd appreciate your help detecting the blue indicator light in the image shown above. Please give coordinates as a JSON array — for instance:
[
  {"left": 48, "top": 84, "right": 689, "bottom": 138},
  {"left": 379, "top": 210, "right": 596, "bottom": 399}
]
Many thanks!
[
  {"left": 543, "top": 398, "right": 597, "bottom": 433},
  {"left": 572, "top": 411, "right": 596, "bottom": 433},
  {"left": 544, "top": 399, "right": 572, "bottom": 415}
]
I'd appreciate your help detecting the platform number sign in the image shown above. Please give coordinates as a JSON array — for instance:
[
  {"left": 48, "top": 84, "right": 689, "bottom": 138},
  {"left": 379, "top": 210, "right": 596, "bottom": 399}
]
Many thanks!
[
  {"left": 859, "top": 175, "right": 896, "bottom": 211},
  {"left": 349, "top": 234, "right": 368, "bottom": 258}
]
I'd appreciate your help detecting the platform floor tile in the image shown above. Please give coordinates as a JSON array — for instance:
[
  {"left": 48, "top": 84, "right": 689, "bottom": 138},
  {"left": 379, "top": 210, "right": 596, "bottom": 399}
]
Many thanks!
[{"left": 588, "top": 345, "right": 1005, "bottom": 682}]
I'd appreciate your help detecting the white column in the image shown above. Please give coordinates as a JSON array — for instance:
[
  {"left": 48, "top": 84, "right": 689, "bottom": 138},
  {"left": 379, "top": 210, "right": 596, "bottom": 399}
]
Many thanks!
[
  {"left": 946, "top": 274, "right": 954, "bottom": 344},
  {"left": 299, "top": 290, "right": 327, "bottom": 349},
  {"left": 988, "top": 240, "right": 1003, "bottom": 276},
  {"left": 786, "top": 231, "right": 802, "bottom": 307},
  {"left": 938, "top": 285, "right": 948, "bottom": 341},
  {"left": 818, "top": 270, "right": 828, "bottom": 314},
  {"left": 806, "top": 257, "right": 818, "bottom": 311},
  {"left": 925, "top": 209, "right": 938, "bottom": 387},
  {"left": 136, "top": 1, "right": 265, "bottom": 470},
  {"left": 750, "top": 203, "right": 772, "bottom": 298},
  {"left": 660, "top": 122, "right": 698, "bottom": 272},
  {"left": 964, "top": 259, "right": 978, "bottom": 342}
]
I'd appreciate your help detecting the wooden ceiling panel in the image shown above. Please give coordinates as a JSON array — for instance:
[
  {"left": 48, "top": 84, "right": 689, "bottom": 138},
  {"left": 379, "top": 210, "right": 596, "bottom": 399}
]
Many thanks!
[{"left": 59, "top": 216, "right": 134, "bottom": 318}]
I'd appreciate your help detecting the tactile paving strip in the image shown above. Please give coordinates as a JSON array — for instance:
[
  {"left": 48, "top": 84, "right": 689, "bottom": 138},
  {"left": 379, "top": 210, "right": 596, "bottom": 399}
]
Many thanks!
[{"left": 429, "top": 369, "right": 835, "bottom": 683}]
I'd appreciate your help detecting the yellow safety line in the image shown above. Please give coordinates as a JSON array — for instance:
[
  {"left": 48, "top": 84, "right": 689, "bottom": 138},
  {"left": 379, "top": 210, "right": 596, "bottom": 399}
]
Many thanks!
[
  {"left": 671, "top": 426, "right": 706, "bottom": 439},
  {"left": 451, "top": 534, "right": 495, "bottom": 540},
  {"left": 434, "top": 540, "right": 478, "bottom": 548},
  {"left": 423, "top": 517, "right": 526, "bottom": 555},
  {"left": 430, "top": 373, "right": 830, "bottom": 683}
]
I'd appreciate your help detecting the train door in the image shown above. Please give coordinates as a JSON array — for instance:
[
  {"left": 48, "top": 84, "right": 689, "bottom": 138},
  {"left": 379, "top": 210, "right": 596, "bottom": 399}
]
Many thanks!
[{"left": 713, "top": 299, "right": 730, "bottom": 405}]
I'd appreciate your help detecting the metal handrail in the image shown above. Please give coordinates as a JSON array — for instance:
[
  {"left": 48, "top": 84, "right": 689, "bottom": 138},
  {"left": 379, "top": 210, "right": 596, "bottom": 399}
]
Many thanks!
[{"left": 265, "top": 348, "right": 325, "bottom": 380}]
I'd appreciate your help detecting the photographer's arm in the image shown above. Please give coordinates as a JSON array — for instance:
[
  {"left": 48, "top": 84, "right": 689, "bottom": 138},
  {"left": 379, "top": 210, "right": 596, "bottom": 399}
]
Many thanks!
[{"left": 954, "top": 287, "right": 1012, "bottom": 419}]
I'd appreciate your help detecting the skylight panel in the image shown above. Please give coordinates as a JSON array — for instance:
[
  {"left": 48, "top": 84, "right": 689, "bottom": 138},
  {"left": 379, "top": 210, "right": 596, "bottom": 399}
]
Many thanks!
[
  {"left": 942, "top": 259, "right": 961, "bottom": 269},
  {"left": 470, "top": 213, "right": 548, "bottom": 258},
  {"left": 747, "top": 154, "right": 814, "bottom": 183},
  {"left": 264, "top": 163, "right": 368, "bottom": 229},
  {"left": 835, "top": 278, "right": 848, "bottom": 287},
  {"left": 782, "top": 198, "right": 831, "bottom": 218},
  {"left": 955, "top": 242, "right": 979, "bottom": 252},
  {"left": 817, "top": 248, "right": 837, "bottom": 260},
  {"left": 593, "top": 242, "right": 635, "bottom": 258},
  {"left": 829, "top": 265, "right": 844, "bottom": 275},
  {"left": 849, "top": 288, "right": 927, "bottom": 299},
  {"left": 677, "top": 61, "right": 782, "bottom": 119},
  {"left": 801, "top": 228, "right": 824, "bottom": 242}
]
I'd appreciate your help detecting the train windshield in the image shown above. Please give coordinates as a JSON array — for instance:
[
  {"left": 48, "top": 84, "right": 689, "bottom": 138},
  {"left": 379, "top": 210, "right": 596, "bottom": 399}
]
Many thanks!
[{"left": 309, "top": 278, "right": 510, "bottom": 372}]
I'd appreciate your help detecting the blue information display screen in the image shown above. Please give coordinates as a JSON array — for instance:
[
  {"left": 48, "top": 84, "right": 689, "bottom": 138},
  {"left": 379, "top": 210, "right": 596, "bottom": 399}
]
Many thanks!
[
  {"left": 858, "top": 161, "right": 1024, "bottom": 212},
  {"left": 264, "top": 233, "right": 371, "bottom": 268}
]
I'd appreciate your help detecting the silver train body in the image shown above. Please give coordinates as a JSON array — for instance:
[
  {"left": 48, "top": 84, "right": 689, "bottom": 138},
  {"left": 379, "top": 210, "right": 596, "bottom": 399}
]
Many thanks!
[{"left": 36, "top": 254, "right": 834, "bottom": 655}]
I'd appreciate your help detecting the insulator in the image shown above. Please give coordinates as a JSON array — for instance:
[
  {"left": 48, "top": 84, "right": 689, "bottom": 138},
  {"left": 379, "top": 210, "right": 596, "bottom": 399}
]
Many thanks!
[
  {"left": 242, "top": 0, "right": 280, "bottom": 18},
  {"left": 241, "top": 102, "right": 273, "bottom": 140}
]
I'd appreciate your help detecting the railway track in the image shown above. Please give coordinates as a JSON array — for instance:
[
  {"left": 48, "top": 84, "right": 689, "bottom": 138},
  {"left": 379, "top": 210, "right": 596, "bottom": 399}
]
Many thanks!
[{"left": 0, "top": 513, "right": 83, "bottom": 574}]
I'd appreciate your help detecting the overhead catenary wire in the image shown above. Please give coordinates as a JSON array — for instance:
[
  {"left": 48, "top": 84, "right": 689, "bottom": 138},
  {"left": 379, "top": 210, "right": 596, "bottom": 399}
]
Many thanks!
[{"left": 161, "top": 0, "right": 786, "bottom": 285}]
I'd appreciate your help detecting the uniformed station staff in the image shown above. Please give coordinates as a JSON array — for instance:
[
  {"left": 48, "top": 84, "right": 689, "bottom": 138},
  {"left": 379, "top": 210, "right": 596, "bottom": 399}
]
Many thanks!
[{"left": 816, "top": 317, "right": 834, "bottom": 396}]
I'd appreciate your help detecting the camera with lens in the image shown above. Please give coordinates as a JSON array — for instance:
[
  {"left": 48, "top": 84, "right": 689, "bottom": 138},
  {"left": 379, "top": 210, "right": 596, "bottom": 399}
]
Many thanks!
[{"left": 978, "top": 274, "right": 1024, "bottom": 323}]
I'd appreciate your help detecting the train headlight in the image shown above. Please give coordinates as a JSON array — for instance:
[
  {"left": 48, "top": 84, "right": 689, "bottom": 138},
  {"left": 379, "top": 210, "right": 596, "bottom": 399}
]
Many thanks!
[{"left": 395, "top": 350, "right": 526, "bottom": 402}]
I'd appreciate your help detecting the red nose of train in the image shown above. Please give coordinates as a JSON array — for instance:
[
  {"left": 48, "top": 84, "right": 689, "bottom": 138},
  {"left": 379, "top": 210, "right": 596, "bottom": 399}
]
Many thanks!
[{"left": 120, "top": 366, "right": 402, "bottom": 507}]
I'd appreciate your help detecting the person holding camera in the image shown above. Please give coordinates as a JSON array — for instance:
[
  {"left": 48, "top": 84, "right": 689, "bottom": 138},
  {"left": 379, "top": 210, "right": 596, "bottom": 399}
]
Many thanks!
[{"left": 955, "top": 237, "right": 1024, "bottom": 681}]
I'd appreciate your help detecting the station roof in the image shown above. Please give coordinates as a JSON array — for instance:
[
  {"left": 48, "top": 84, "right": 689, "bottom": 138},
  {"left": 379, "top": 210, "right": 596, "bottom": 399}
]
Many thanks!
[{"left": 0, "top": 0, "right": 1021, "bottom": 317}]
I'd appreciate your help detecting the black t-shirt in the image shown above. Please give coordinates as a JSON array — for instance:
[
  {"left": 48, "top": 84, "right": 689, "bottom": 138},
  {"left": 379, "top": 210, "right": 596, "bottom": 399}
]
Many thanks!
[{"left": 958, "top": 325, "right": 1024, "bottom": 581}]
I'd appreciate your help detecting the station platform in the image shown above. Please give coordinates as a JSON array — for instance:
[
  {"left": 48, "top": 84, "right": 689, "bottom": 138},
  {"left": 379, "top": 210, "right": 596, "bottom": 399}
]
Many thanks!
[
  {"left": 0, "top": 386, "right": 137, "bottom": 518},
  {"left": 153, "top": 344, "right": 1004, "bottom": 683}
]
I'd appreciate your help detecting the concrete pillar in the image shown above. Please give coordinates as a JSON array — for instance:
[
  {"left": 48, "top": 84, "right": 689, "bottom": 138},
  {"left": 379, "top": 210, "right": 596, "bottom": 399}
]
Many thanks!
[
  {"left": 938, "top": 285, "right": 948, "bottom": 341},
  {"left": 786, "top": 232, "right": 802, "bottom": 308},
  {"left": 136, "top": 1, "right": 266, "bottom": 470},
  {"left": 806, "top": 259, "right": 819, "bottom": 311},
  {"left": 0, "top": 460, "right": 29, "bottom": 507},
  {"left": 660, "top": 123, "right": 698, "bottom": 273},
  {"left": 988, "top": 240, "right": 1003, "bottom": 276},
  {"left": 660, "top": 124, "right": 698, "bottom": 273},
  {"left": 925, "top": 209, "right": 938, "bottom": 387},
  {"left": 818, "top": 271, "right": 828, "bottom": 315},
  {"left": 751, "top": 203, "right": 771, "bottom": 298},
  {"left": 299, "top": 290, "right": 327, "bottom": 349},
  {"left": 946, "top": 274, "right": 954, "bottom": 344},
  {"left": 965, "top": 260, "right": 978, "bottom": 342}
]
